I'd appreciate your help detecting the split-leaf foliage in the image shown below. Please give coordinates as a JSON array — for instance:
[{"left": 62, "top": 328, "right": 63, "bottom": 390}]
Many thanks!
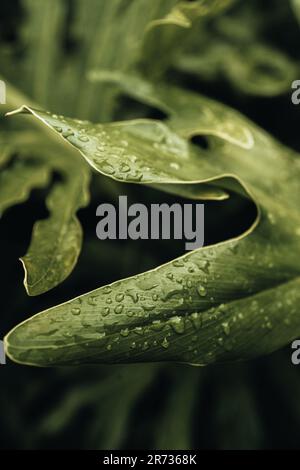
[{"left": 1, "top": 0, "right": 300, "bottom": 450}]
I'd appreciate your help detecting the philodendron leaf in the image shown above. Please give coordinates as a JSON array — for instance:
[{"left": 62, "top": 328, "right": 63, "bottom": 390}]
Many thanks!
[
  {"left": 20, "top": 152, "right": 90, "bottom": 296},
  {"left": 0, "top": 0, "right": 233, "bottom": 297},
  {"left": 88, "top": 71, "right": 256, "bottom": 147},
  {"left": 2, "top": 83, "right": 91, "bottom": 295},
  {"left": 171, "top": 1, "right": 299, "bottom": 98},
  {"left": 2, "top": 75, "right": 93, "bottom": 297},
  {"left": 16, "top": 0, "right": 232, "bottom": 121},
  {"left": 4, "top": 84, "right": 300, "bottom": 366},
  {"left": 0, "top": 131, "right": 90, "bottom": 296},
  {"left": 141, "top": 0, "right": 235, "bottom": 77},
  {"left": 176, "top": 44, "right": 299, "bottom": 97}
]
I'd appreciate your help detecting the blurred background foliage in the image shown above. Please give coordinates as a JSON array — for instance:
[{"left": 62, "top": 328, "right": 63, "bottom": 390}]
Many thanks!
[{"left": 1, "top": 0, "right": 300, "bottom": 449}]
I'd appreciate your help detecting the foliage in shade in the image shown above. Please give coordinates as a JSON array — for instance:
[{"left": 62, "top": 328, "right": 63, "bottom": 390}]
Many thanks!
[{"left": 1, "top": 0, "right": 300, "bottom": 451}]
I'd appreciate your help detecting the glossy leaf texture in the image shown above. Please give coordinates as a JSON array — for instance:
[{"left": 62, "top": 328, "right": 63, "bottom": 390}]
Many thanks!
[
  {"left": 5, "top": 82, "right": 300, "bottom": 366},
  {"left": 1, "top": 0, "right": 232, "bottom": 296},
  {"left": 0, "top": 82, "right": 90, "bottom": 295}
]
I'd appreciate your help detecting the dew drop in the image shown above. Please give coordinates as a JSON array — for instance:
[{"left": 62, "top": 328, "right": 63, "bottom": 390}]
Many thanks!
[
  {"left": 172, "top": 260, "right": 184, "bottom": 268},
  {"left": 62, "top": 128, "right": 74, "bottom": 138},
  {"left": 198, "top": 260, "right": 210, "bottom": 274},
  {"left": 170, "top": 162, "right": 180, "bottom": 170},
  {"left": 169, "top": 316, "right": 185, "bottom": 334},
  {"left": 222, "top": 322, "right": 230, "bottom": 336},
  {"left": 197, "top": 285, "right": 207, "bottom": 297},
  {"left": 115, "top": 293, "right": 124, "bottom": 302},
  {"left": 102, "top": 307, "right": 110, "bottom": 317},
  {"left": 134, "top": 327, "right": 144, "bottom": 335},
  {"left": 190, "top": 312, "right": 202, "bottom": 329},
  {"left": 103, "top": 286, "right": 112, "bottom": 294},
  {"left": 151, "top": 320, "right": 163, "bottom": 331},
  {"left": 120, "top": 163, "right": 130, "bottom": 173},
  {"left": 114, "top": 305, "right": 124, "bottom": 314},
  {"left": 126, "top": 289, "right": 139, "bottom": 303},
  {"left": 88, "top": 296, "right": 98, "bottom": 306},
  {"left": 79, "top": 135, "right": 89, "bottom": 143},
  {"left": 162, "top": 337, "right": 169, "bottom": 349},
  {"left": 120, "top": 328, "right": 129, "bottom": 337},
  {"left": 71, "top": 307, "right": 81, "bottom": 316}
]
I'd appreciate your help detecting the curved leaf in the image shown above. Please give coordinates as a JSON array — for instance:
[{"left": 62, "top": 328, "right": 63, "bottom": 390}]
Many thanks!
[
  {"left": 20, "top": 159, "right": 90, "bottom": 296},
  {"left": 4, "top": 83, "right": 300, "bottom": 366},
  {"left": 1, "top": 82, "right": 91, "bottom": 295}
]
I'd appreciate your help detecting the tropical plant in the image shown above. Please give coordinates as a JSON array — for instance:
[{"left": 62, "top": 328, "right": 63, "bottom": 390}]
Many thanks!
[{"left": 1, "top": 0, "right": 300, "bottom": 449}]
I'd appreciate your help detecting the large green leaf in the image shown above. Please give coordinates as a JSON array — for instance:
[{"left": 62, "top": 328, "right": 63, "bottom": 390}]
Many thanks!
[
  {"left": 20, "top": 150, "right": 90, "bottom": 296},
  {"left": 0, "top": 0, "right": 232, "bottom": 297},
  {"left": 14, "top": 0, "right": 232, "bottom": 120},
  {"left": 1, "top": 82, "right": 91, "bottom": 295},
  {"left": 4, "top": 81, "right": 300, "bottom": 366}
]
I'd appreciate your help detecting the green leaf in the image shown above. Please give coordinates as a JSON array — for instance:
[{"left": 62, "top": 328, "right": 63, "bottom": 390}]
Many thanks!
[
  {"left": 88, "top": 71, "right": 258, "bottom": 146},
  {"left": 2, "top": 0, "right": 229, "bottom": 296},
  {"left": 4, "top": 82, "right": 300, "bottom": 366},
  {"left": 8, "top": 105, "right": 231, "bottom": 201},
  {"left": 15, "top": 0, "right": 231, "bottom": 120},
  {"left": 141, "top": 0, "right": 235, "bottom": 77},
  {"left": 1, "top": 0, "right": 231, "bottom": 298},
  {"left": 176, "top": 44, "right": 299, "bottom": 97},
  {"left": 0, "top": 157, "right": 50, "bottom": 214},
  {"left": 174, "top": 2, "right": 299, "bottom": 96},
  {"left": 20, "top": 157, "right": 90, "bottom": 296},
  {"left": 1, "top": 81, "right": 91, "bottom": 295},
  {"left": 1, "top": 137, "right": 90, "bottom": 296}
]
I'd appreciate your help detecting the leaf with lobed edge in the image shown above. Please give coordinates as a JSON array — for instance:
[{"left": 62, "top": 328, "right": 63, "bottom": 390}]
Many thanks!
[
  {"left": 4, "top": 82, "right": 300, "bottom": 366},
  {"left": 20, "top": 157, "right": 90, "bottom": 296},
  {"left": 0, "top": 0, "right": 234, "bottom": 297},
  {"left": 1, "top": 81, "right": 91, "bottom": 295},
  {"left": 0, "top": 140, "right": 90, "bottom": 296},
  {"left": 141, "top": 0, "right": 235, "bottom": 76},
  {"left": 7, "top": 106, "right": 232, "bottom": 201}
]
